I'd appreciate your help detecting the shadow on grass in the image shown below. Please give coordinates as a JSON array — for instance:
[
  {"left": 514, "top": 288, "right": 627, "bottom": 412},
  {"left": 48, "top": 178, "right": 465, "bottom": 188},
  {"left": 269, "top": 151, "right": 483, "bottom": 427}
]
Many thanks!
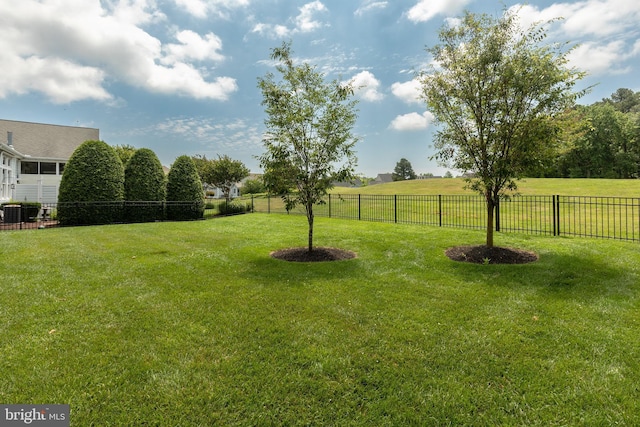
[
  {"left": 444, "top": 249, "right": 634, "bottom": 301},
  {"left": 243, "top": 248, "right": 363, "bottom": 287}
]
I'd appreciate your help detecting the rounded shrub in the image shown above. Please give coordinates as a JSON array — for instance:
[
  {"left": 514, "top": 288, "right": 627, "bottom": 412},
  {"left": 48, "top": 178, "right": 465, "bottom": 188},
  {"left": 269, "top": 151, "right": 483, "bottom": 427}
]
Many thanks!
[
  {"left": 124, "top": 148, "right": 166, "bottom": 222},
  {"left": 217, "top": 201, "right": 248, "bottom": 216},
  {"left": 57, "top": 140, "right": 125, "bottom": 225},
  {"left": 166, "top": 155, "right": 204, "bottom": 220}
]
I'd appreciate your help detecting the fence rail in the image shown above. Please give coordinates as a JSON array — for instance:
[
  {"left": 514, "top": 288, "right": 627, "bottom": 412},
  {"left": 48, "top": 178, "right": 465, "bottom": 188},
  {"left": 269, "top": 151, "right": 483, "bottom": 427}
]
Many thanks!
[
  {"left": 0, "top": 201, "right": 216, "bottom": 231},
  {"left": 3, "top": 195, "right": 639, "bottom": 243},
  {"left": 249, "top": 194, "right": 640, "bottom": 243}
]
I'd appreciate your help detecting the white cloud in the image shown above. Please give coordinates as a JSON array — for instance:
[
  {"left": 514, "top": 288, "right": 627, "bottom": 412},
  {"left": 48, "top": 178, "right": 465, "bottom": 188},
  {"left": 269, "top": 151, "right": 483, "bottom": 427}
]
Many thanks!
[
  {"left": 511, "top": 1, "right": 640, "bottom": 76},
  {"left": 346, "top": 71, "right": 384, "bottom": 102},
  {"left": 0, "top": 56, "right": 111, "bottom": 103},
  {"left": 0, "top": 0, "right": 238, "bottom": 104},
  {"left": 391, "top": 79, "right": 422, "bottom": 105},
  {"left": 148, "top": 117, "right": 262, "bottom": 151},
  {"left": 172, "top": 0, "right": 250, "bottom": 19},
  {"left": 252, "top": 1, "right": 328, "bottom": 38},
  {"left": 162, "top": 30, "right": 225, "bottom": 64},
  {"left": 296, "top": 1, "right": 328, "bottom": 32},
  {"left": 173, "top": 0, "right": 208, "bottom": 18},
  {"left": 389, "top": 111, "right": 434, "bottom": 131},
  {"left": 407, "top": 0, "right": 472, "bottom": 23},
  {"left": 355, "top": 1, "right": 388, "bottom": 16},
  {"left": 567, "top": 41, "right": 632, "bottom": 76}
]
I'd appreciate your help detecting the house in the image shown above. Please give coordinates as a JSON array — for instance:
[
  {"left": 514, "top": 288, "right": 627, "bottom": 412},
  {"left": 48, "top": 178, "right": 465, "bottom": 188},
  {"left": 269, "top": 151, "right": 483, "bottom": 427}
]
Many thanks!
[
  {"left": 204, "top": 183, "right": 241, "bottom": 199},
  {"left": 370, "top": 173, "right": 394, "bottom": 185},
  {"left": 0, "top": 119, "right": 99, "bottom": 203},
  {"left": 333, "top": 177, "right": 363, "bottom": 188}
]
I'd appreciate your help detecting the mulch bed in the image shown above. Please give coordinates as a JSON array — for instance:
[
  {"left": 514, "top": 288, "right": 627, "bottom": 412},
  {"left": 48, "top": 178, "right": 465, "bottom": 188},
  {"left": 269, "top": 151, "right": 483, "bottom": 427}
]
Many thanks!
[
  {"left": 271, "top": 247, "right": 357, "bottom": 262},
  {"left": 445, "top": 245, "right": 538, "bottom": 264}
]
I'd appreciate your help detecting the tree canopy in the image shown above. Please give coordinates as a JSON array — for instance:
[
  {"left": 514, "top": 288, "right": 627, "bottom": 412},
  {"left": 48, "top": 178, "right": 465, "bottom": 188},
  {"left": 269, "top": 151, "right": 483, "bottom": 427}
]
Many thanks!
[
  {"left": 421, "top": 8, "right": 587, "bottom": 247},
  {"left": 393, "top": 158, "right": 417, "bottom": 181},
  {"left": 191, "top": 154, "right": 250, "bottom": 202},
  {"left": 258, "top": 41, "right": 359, "bottom": 252}
]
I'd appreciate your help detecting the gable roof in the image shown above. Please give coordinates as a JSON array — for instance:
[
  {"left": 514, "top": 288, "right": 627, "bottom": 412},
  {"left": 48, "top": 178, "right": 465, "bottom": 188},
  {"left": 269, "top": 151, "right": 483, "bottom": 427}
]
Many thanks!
[
  {"left": 372, "top": 173, "right": 393, "bottom": 184},
  {"left": 0, "top": 119, "right": 99, "bottom": 160}
]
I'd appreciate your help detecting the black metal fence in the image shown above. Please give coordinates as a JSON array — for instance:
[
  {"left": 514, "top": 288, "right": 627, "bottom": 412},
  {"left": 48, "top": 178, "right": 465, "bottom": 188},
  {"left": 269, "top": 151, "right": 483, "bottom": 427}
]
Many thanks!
[
  {"left": 0, "top": 201, "right": 215, "bottom": 231},
  {"left": 249, "top": 194, "right": 640, "bottom": 243},
  {"left": 3, "top": 195, "right": 639, "bottom": 243}
]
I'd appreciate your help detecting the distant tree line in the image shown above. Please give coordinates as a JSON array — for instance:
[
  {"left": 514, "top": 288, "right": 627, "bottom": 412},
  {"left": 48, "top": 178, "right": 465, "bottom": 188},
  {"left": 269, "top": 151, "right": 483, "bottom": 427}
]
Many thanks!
[{"left": 526, "top": 88, "right": 640, "bottom": 179}]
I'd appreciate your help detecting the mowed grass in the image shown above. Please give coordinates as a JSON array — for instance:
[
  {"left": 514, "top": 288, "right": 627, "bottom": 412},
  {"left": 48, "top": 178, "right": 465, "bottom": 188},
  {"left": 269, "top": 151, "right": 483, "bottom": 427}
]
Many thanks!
[
  {"left": 333, "top": 177, "right": 640, "bottom": 197},
  {"left": 1, "top": 215, "right": 639, "bottom": 425}
]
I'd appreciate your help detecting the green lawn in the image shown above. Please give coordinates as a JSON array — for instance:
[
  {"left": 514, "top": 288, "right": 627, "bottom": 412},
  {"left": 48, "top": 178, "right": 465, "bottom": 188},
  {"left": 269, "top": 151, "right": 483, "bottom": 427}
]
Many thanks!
[
  {"left": 332, "top": 177, "right": 640, "bottom": 197},
  {"left": 1, "top": 215, "right": 639, "bottom": 425}
]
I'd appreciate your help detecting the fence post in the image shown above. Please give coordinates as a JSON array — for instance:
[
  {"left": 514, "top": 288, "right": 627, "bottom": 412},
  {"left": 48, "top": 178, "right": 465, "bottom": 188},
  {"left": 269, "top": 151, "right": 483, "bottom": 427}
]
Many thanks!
[
  {"left": 394, "top": 195, "right": 398, "bottom": 223},
  {"left": 358, "top": 194, "right": 361, "bottom": 221},
  {"left": 495, "top": 198, "right": 500, "bottom": 232},
  {"left": 552, "top": 195, "right": 557, "bottom": 236},
  {"left": 555, "top": 195, "right": 561, "bottom": 236},
  {"left": 438, "top": 195, "right": 442, "bottom": 227},
  {"left": 328, "top": 194, "right": 331, "bottom": 218},
  {"left": 268, "top": 194, "right": 271, "bottom": 214}
]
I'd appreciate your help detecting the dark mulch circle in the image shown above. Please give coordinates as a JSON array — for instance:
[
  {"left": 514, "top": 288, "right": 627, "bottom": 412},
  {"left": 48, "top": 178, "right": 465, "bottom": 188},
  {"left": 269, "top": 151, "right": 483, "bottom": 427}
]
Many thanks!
[
  {"left": 271, "top": 247, "right": 357, "bottom": 262},
  {"left": 445, "top": 245, "right": 538, "bottom": 264}
]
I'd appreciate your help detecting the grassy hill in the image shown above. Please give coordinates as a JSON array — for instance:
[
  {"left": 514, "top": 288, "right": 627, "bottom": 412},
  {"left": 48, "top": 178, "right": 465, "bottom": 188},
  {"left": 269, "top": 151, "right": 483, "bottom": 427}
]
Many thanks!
[{"left": 331, "top": 178, "right": 640, "bottom": 197}]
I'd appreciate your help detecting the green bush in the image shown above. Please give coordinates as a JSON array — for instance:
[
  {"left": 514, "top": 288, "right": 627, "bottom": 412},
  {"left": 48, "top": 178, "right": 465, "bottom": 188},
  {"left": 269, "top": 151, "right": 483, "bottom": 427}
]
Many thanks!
[
  {"left": 242, "top": 178, "right": 266, "bottom": 194},
  {"left": 216, "top": 201, "right": 249, "bottom": 216},
  {"left": 124, "top": 148, "right": 166, "bottom": 222},
  {"left": 166, "top": 155, "right": 204, "bottom": 220},
  {"left": 57, "top": 140, "right": 124, "bottom": 225}
]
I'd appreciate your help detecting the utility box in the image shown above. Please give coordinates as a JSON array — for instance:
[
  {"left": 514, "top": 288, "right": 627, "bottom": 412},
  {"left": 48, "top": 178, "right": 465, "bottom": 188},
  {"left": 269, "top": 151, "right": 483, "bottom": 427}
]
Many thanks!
[{"left": 3, "top": 205, "right": 21, "bottom": 223}]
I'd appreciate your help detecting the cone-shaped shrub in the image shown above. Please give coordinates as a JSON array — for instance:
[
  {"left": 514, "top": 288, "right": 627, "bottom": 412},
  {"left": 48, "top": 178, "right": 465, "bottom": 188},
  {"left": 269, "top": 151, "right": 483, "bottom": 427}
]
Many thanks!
[
  {"left": 124, "top": 148, "right": 166, "bottom": 222},
  {"left": 57, "top": 140, "right": 124, "bottom": 225},
  {"left": 166, "top": 155, "right": 204, "bottom": 220}
]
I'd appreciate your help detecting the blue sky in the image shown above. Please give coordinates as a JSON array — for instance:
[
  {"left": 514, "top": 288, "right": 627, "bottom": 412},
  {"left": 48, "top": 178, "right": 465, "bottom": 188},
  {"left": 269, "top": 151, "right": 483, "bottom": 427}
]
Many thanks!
[{"left": 1, "top": 0, "right": 639, "bottom": 177}]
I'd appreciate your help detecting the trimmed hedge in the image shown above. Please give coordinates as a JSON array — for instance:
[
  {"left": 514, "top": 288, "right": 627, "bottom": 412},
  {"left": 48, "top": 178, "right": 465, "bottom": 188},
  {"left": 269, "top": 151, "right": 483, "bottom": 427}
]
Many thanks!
[
  {"left": 57, "top": 140, "right": 125, "bottom": 225},
  {"left": 124, "top": 148, "right": 166, "bottom": 222},
  {"left": 166, "top": 155, "right": 204, "bottom": 220}
]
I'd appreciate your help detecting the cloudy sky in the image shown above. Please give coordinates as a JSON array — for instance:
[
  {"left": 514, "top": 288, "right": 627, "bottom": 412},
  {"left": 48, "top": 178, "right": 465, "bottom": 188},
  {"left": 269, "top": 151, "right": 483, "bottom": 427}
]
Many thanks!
[{"left": 1, "top": 0, "right": 639, "bottom": 176}]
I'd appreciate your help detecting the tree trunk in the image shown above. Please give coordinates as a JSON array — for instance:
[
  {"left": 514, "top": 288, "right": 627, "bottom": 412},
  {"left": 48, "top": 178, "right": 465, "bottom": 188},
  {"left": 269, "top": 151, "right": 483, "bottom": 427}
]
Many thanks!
[
  {"left": 486, "top": 193, "right": 495, "bottom": 248},
  {"left": 307, "top": 203, "right": 314, "bottom": 253}
]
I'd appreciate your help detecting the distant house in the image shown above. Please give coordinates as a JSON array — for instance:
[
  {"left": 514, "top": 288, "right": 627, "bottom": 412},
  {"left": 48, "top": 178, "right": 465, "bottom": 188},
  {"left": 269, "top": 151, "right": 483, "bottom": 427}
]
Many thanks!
[
  {"left": 0, "top": 119, "right": 99, "bottom": 203},
  {"left": 370, "top": 173, "right": 393, "bottom": 185},
  {"left": 204, "top": 183, "right": 241, "bottom": 199},
  {"left": 333, "top": 177, "right": 363, "bottom": 188}
]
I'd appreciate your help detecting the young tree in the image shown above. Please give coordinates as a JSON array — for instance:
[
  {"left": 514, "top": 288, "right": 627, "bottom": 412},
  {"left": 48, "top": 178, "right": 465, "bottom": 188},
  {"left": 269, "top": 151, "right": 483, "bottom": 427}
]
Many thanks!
[
  {"left": 191, "top": 154, "right": 214, "bottom": 185},
  {"left": 420, "top": 8, "right": 587, "bottom": 247},
  {"left": 113, "top": 144, "right": 137, "bottom": 166},
  {"left": 392, "top": 158, "right": 417, "bottom": 181},
  {"left": 258, "top": 42, "right": 359, "bottom": 252},
  {"left": 242, "top": 177, "right": 266, "bottom": 194},
  {"left": 208, "top": 155, "right": 250, "bottom": 204}
]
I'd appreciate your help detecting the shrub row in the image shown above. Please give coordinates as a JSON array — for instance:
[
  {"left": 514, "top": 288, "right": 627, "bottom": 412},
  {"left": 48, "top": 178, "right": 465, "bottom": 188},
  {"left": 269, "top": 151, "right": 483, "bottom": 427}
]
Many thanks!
[{"left": 57, "top": 142, "right": 204, "bottom": 226}]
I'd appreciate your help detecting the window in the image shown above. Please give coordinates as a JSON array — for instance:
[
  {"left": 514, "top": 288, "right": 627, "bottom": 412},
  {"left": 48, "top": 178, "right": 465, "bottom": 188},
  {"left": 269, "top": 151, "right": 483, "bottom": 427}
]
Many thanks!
[
  {"left": 20, "top": 161, "right": 38, "bottom": 174},
  {"left": 40, "top": 162, "right": 57, "bottom": 174},
  {"left": 58, "top": 163, "right": 65, "bottom": 174}
]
